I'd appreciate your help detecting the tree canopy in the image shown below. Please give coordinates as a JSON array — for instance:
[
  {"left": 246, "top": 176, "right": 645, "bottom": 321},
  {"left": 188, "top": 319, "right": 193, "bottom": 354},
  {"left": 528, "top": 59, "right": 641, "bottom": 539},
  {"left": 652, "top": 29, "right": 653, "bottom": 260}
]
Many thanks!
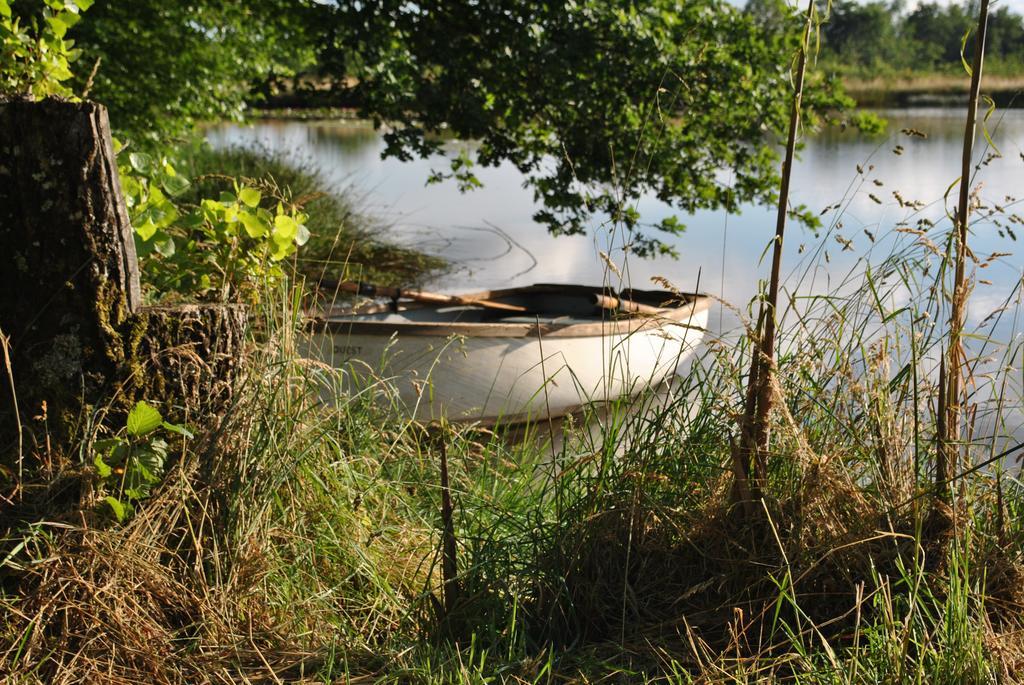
[
  {"left": 62, "top": 0, "right": 317, "bottom": 141},
  {"left": 809, "top": 0, "right": 1024, "bottom": 73},
  {"left": 7, "top": 0, "right": 857, "bottom": 255},
  {"left": 11, "top": 0, "right": 1022, "bottom": 255},
  {"left": 318, "top": 0, "right": 849, "bottom": 256}
]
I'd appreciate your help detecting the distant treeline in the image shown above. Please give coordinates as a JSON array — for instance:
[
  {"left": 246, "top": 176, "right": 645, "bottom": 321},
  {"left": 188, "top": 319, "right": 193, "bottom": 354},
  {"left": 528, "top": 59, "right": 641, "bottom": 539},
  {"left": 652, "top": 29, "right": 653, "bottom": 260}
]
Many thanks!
[{"left": 748, "top": 0, "right": 1024, "bottom": 74}]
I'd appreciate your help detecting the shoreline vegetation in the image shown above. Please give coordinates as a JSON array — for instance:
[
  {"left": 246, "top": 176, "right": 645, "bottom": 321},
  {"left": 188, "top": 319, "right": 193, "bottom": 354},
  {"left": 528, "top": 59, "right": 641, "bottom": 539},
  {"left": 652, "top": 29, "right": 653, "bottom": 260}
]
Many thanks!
[
  {"left": 842, "top": 73, "right": 1024, "bottom": 108},
  {"left": 248, "top": 73, "right": 1024, "bottom": 121},
  {"left": 7, "top": 207, "right": 1024, "bottom": 682},
  {"left": 178, "top": 141, "right": 446, "bottom": 288}
]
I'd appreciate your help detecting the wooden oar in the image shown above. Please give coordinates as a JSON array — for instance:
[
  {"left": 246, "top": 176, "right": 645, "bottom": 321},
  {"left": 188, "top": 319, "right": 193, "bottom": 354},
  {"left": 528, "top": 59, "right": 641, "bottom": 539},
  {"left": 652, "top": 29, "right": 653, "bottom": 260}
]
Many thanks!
[
  {"left": 318, "top": 279, "right": 664, "bottom": 317},
  {"left": 318, "top": 279, "right": 529, "bottom": 313},
  {"left": 593, "top": 293, "right": 665, "bottom": 317}
]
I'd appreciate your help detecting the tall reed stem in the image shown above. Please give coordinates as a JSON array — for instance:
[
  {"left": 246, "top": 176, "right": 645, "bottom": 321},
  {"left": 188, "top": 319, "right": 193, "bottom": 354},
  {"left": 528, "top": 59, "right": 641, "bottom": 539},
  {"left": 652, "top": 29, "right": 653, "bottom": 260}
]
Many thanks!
[
  {"left": 939, "top": 0, "right": 990, "bottom": 502},
  {"left": 735, "top": 0, "right": 815, "bottom": 501},
  {"left": 438, "top": 435, "right": 460, "bottom": 614}
]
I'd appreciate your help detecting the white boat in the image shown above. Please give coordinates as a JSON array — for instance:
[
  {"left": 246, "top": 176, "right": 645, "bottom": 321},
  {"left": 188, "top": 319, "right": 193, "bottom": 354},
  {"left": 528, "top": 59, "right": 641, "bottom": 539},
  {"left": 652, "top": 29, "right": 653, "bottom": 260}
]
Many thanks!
[{"left": 305, "top": 284, "right": 710, "bottom": 423}]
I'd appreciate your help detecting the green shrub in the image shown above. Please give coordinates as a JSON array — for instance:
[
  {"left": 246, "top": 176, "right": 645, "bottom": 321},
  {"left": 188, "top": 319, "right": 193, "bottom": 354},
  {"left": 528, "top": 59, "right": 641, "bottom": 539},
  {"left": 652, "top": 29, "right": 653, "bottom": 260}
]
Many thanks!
[
  {"left": 173, "top": 141, "right": 447, "bottom": 289},
  {"left": 0, "top": 0, "right": 89, "bottom": 99}
]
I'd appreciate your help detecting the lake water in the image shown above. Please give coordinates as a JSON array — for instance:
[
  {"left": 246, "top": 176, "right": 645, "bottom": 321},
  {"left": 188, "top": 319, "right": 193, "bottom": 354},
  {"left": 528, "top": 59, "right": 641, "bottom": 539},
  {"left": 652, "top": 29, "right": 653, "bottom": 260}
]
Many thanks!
[
  {"left": 208, "top": 108, "right": 1024, "bottom": 338},
  {"left": 208, "top": 110, "right": 1024, "bottom": 445}
]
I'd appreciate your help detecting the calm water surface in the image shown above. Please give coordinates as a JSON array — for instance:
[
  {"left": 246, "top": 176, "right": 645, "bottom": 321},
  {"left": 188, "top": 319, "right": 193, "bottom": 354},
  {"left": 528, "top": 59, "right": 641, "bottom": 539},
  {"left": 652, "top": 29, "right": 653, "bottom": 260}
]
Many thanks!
[
  {"left": 209, "top": 109, "right": 1024, "bottom": 443},
  {"left": 208, "top": 109, "right": 1024, "bottom": 335}
]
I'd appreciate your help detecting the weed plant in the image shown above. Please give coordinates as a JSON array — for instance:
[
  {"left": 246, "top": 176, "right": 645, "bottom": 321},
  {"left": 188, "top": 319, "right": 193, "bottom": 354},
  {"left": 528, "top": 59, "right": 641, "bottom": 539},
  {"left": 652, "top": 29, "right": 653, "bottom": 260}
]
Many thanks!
[{"left": 174, "top": 140, "right": 446, "bottom": 289}]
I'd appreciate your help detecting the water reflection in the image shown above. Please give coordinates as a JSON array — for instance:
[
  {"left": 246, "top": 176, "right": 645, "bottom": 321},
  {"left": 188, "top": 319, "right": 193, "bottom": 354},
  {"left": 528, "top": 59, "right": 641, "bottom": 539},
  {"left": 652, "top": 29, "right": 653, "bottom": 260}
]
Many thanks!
[
  {"left": 207, "top": 109, "right": 1024, "bottom": 331},
  {"left": 207, "top": 110, "right": 1024, "bottom": 449}
]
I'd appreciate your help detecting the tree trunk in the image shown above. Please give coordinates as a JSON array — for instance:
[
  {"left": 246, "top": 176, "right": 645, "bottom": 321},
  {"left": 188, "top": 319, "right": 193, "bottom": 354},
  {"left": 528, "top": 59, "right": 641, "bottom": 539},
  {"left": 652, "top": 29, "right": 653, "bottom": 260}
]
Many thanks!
[
  {"left": 0, "top": 99, "right": 244, "bottom": 465},
  {"left": 0, "top": 99, "right": 141, "bottom": 452},
  {"left": 132, "top": 303, "right": 248, "bottom": 426}
]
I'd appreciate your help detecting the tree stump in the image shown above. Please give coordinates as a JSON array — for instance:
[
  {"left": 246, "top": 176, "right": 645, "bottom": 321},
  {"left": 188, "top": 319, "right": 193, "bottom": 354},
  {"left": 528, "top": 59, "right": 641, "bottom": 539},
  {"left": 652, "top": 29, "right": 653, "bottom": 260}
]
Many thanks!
[
  {"left": 0, "top": 99, "right": 245, "bottom": 464},
  {"left": 131, "top": 303, "right": 248, "bottom": 426}
]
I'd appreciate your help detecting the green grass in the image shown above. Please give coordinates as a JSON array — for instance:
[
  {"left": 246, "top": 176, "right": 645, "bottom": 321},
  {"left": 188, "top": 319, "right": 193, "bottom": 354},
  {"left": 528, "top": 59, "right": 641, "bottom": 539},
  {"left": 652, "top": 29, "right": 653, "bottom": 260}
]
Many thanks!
[{"left": 3, "top": 246, "right": 1021, "bottom": 682}]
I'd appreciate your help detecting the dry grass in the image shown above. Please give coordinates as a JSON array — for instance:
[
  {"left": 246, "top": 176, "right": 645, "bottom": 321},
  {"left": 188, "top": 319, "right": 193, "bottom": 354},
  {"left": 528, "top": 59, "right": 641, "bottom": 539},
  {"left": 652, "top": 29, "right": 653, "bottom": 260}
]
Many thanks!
[
  {"left": 844, "top": 74, "right": 1024, "bottom": 95},
  {"left": 2, "top": 299, "right": 1024, "bottom": 682},
  {"left": 0, "top": 423, "right": 320, "bottom": 683}
]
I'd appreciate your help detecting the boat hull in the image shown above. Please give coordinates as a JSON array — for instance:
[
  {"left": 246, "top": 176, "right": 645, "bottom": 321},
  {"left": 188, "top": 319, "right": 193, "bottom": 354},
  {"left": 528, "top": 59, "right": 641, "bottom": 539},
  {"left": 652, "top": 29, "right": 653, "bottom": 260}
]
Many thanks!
[{"left": 305, "top": 296, "right": 709, "bottom": 423}]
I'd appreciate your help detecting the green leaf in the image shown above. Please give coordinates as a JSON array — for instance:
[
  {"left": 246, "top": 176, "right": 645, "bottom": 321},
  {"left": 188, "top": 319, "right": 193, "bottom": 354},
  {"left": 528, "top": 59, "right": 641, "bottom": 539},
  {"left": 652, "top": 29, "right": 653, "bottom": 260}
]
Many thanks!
[
  {"left": 960, "top": 27, "right": 973, "bottom": 76},
  {"left": 104, "top": 496, "right": 127, "bottom": 522},
  {"left": 180, "top": 211, "right": 204, "bottom": 229},
  {"left": 75, "top": 0, "right": 94, "bottom": 10},
  {"left": 239, "top": 187, "right": 261, "bottom": 208},
  {"left": 126, "top": 401, "right": 162, "bottom": 436},
  {"left": 201, "top": 198, "right": 223, "bottom": 216},
  {"left": 155, "top": 237, "right": 176, "bottom": 257},
  {"left": 273, "top": 214, "right": 298, "bottom": 242},
  {"left": 135, "top": 218, "right": 158, "bottom": 242},
  {"left": 657, "top": 215, "right": 685, "bottom": 235},
  {"left": 239, "top": 211, "right": 268, "bottom": 238},
  {"left": 120, "top": 174, "right": 141, "bottom": 204},
  {"left": 137, "top": 440, "right": 167, "bottom": 478},
  {"left": 142, "top": 196, "right": 178, "bottom": 228},
  {"left": 57, "top": 10, "right": 81, "bottom": 28},
  {"left": 129, "top": 152, "right": 154, "bottom": 175},
  {"left": 93, "top": 454, "right": 112, "bottom": 478},
  {"left": 269, "top": 239, "right": 294, "bottom": 261},
  {"left": 0, "top": 0, "right": 11, "bottom": 18},
  {"left": 46, "top": 15, "right": 68, "bottom": 39},
  {"left": 94, "top": 438, "right": 128, "bottom": 465},
  {"left": 162, "top": 421, "right": 194, "bottom": 439},
  {"left": 162, "top": 173, "right": 191, "bottom": 197},
  {"left": 93, "top": 437, "right": 120, "bottom": 452},
  {"left": 125, "top": 485, "right": 150, "bottom": 501}
]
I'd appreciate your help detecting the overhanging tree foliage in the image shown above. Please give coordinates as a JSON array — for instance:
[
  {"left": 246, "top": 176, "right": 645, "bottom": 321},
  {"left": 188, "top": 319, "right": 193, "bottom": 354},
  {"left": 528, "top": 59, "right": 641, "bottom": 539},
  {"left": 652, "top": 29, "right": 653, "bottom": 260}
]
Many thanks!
[
  {"left": 61, "top": 0, "right": 318, "bottom": 141},
  {"left": 15, "top": 0, "right": 857, "bottom": 256},
  {"left": 324, "top": 0, "right": 850, "bottom": 256}
]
